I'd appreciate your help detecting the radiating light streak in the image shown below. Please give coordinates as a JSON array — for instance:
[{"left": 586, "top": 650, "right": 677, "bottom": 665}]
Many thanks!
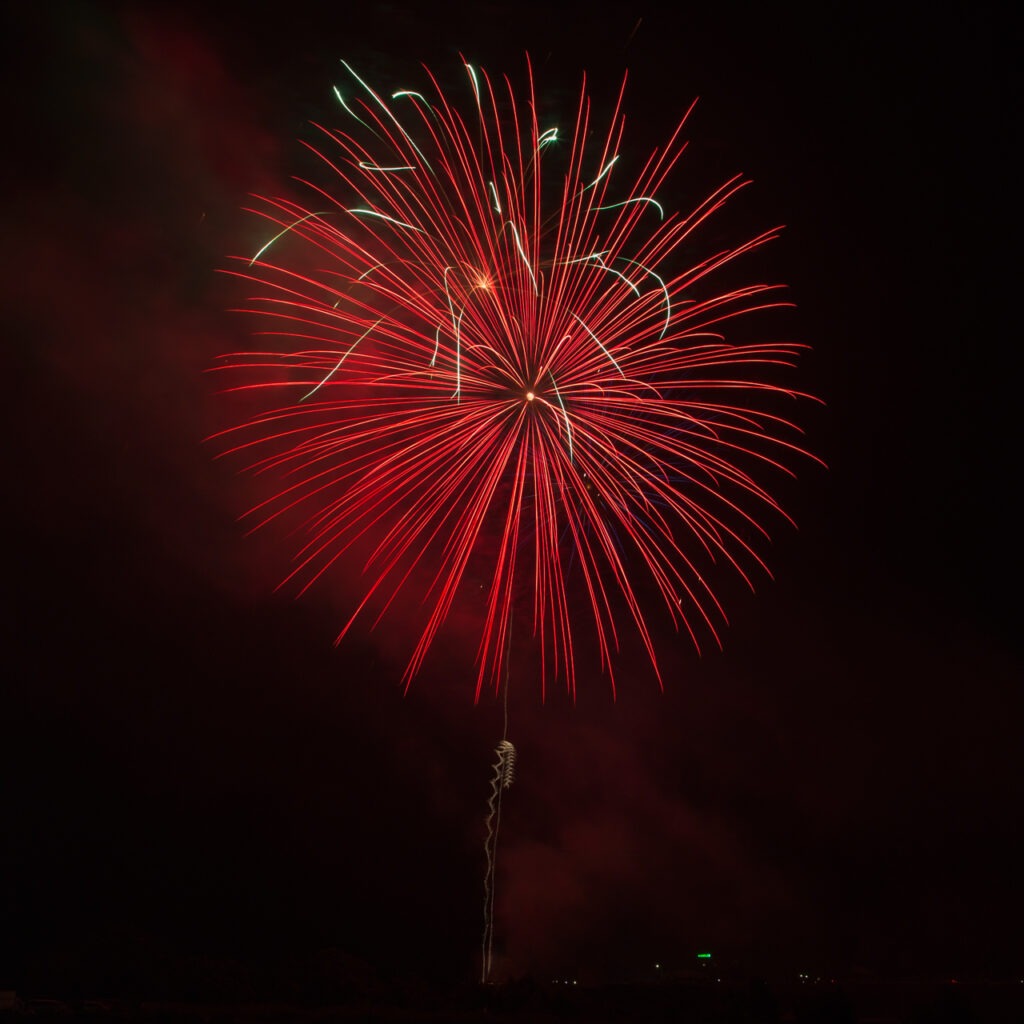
[
  {"left": 216, "top": 59, "right": 818, "bottom": 698},
  {"left": 250, "top": 211, "right": 330, "bottom": 265},
  {"left": 442, "top": 265, "right": 460, "bottom": 341},
  {"left": 345, "top": 207, "right": 424, "bottom": 233},
  {"left": 537, "top": 127, "right": 559, "bottom": 150},
  {"left": 595, "top": 195, "right": 665, "bottom": 219},
  {"left": 465, "top": 62, "right": 481, "bottom": 103},
  {"left": 356, "top": 262, "right": 385, "bottom": 281},
  {"left": 561, "top": 251, "right": 641, "bottom": 296},
  {"left": 583, "top": 153, "right": 619, "bottom": 192},
  {"left": 453, "top": 310, "right": 465, "bottom": 401},
  {"left": 618, "top": 256, "right": 673, "bottom": 337},
  {"left": 332, "top": 86, "right": 374, "bottom": 133},
  {"left": 357, "top": 161, "right": 416, "bottom": 172},
  {"left": 340, "top": 60, "right": 432, "bottom": 171},
  {"left": 571, "top": 314, "right": 625, "bottom": 377},
  {"left": 506, "top": 220, "right": 539, "bottom": 295},
  {"left": 301, "top": 318, "right": 382, "bottom": 401},
  {"left": 547, "top": 370, "right": 572, "bottom": 461}
]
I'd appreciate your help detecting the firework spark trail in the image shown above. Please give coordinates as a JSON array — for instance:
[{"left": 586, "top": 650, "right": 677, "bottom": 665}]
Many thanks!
[
  {"left": 213, "top": 59, "right": 821, "bottom": 699},
  {"left": 481, "top": 735, "right": 516, "bottom": 983},
  {"left": 481, "top": 649, "right": 515, "bottom": 985}
]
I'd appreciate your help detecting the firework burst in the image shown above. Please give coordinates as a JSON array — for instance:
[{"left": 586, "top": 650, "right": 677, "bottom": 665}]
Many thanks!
[{"left": 213, "top": 58, "right": 818, "bottom": 699}]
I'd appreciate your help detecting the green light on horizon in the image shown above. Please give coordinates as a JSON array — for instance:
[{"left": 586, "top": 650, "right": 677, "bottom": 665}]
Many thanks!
[{"left": 697, "top": 953, "right": 712, "bottom": 959}]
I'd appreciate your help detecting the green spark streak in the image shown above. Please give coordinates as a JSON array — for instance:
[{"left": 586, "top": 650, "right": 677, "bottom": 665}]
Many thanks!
[
  {"left": 561, "top": 248, "right": 610, "bottom": 263},
  {"left": 618, "top": 256, "right": 672, "bottom": 338},
  {"left": 537, "top": 127, "right": 559, "bottom": 150},
  {"left": 332, "top": 86, "right": 374, "bottom": 132},
  {"left": 250, "top": 211, "right": 329, "bottom": 264},
  {"left": 507, "top": 221, "right": 538, "bottom": 295},
  {"left": 439, "top": 267, "right": 466, "bottom": 389},
  {"left": 571, "top": 314, "right": 625, "bottom": 377},
  {"left": 488, "top": 181, "right": 502, "bottom": 214},
  {"left": 594, "top": 195, "right": 664, "bottom": 220},
  {"left": 453, "top": 311, "right": 465, "bottom": 402},
  {"left": 562, "top": 252, "right": 640, "bottom": 296},
  {"left": 562, "top": 251, "right": 670, "bottom": 336},
  {"left": 595, "top": 258, "right": 639, "bottom": 295},
  {"left": 442, "top": 266, "right": 459, "bottom": 337},
  {"left": 301, "top": 318, "right": 381, "bottom": 401},
  {"left": 358, "top": 162, "right": 416, "bottom": 172},
  {"left": 356, "top": 262, "right": 385, "bottom": 281},
  {"left": 465, "top": 63, "right": 481, "bottom": 103},
  {"left": 346, "top": 208, "right": 423, "bottom": 233},
  {"left": 340, "top": 61, "right": 432, "bottom": 171},
  {"left": 582, "top": 153, "right": 619, "bottom": 193},
  {"left": 548, "top": 371, "right": 572, "bottom": 461}
]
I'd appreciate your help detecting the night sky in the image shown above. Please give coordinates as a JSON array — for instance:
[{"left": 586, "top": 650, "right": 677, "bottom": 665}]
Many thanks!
[{"left": 4, "top": 0, "right": 1021, "bottom": 995}]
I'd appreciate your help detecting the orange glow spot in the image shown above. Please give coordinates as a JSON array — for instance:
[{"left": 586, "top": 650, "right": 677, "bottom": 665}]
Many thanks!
[{"left": 525, "top": 391, "right": 535, "bottom": 401}]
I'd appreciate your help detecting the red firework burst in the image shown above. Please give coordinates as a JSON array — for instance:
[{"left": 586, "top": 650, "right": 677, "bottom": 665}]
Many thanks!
[{"left": 213, "top": 58, "right": 818, "bottom": 699}]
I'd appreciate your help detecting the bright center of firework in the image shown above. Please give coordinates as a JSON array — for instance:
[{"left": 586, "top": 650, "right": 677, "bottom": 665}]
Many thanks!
[{"left": 525, "top": 391, "right": 535, "bottom": 402}]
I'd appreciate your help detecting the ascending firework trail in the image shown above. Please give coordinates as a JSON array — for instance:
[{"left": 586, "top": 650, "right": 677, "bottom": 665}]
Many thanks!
[{"left": 481, "top": 628, "right": 516, "bottom": 984}]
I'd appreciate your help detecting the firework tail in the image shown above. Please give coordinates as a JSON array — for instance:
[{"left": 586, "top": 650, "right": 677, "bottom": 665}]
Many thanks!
[
  {"left": 482, "top": 735, "right": 516, "bottom": 983},
  {"left": 482, "top": 616, "right": 516, "bottom": 984}
]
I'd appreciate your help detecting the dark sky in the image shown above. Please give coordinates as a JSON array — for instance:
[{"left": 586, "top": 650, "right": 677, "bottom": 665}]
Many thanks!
[{"left": 4, "top": 0, "right": 1021, "bottom": 993}]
